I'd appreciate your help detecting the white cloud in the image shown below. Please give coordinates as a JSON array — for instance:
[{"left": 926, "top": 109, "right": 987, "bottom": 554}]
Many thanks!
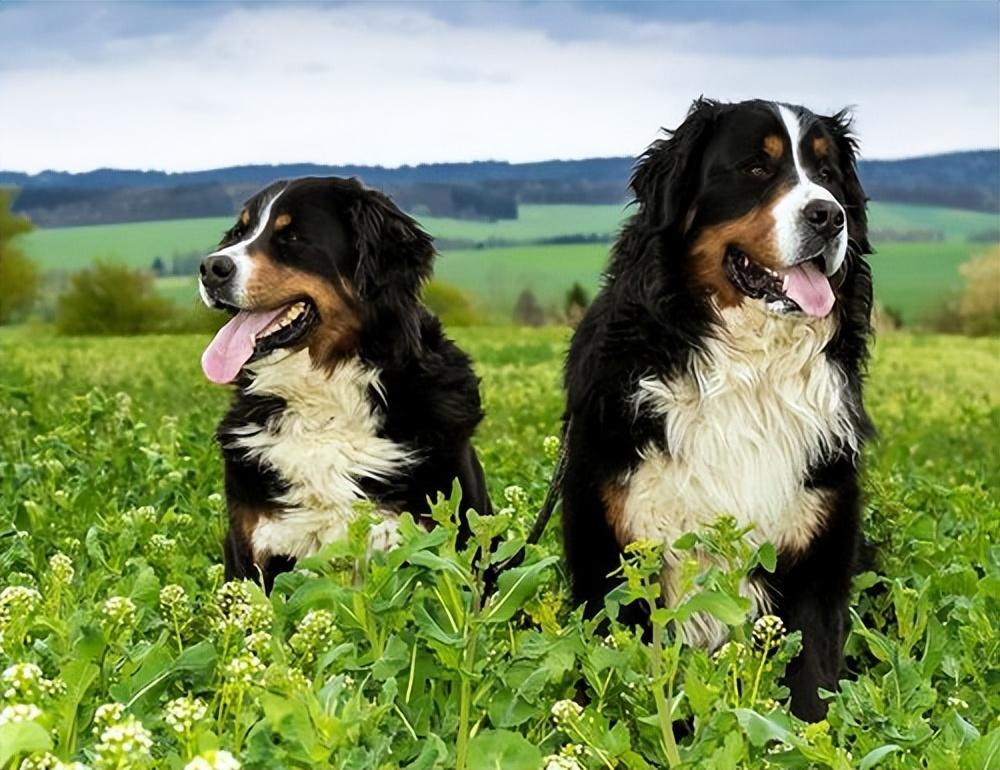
[{"left": 0, "top": 4, "right": 996, "bottom": 172}]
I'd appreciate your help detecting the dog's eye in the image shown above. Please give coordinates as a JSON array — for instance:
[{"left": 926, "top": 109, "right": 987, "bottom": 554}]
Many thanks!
[{"left": 817, "top": 167, "right": 833, "bottom": 183}]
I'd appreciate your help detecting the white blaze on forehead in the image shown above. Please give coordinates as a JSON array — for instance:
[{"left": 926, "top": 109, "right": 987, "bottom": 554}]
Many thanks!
[
  {"left": 778, "top": 105, "right": 809, "bottom": 185},
  {"left": 771, "top": 105, "right": 846, "bottom": 274},
  {"left": 201, "top": 184, "right": 287, "bottom": 303}
]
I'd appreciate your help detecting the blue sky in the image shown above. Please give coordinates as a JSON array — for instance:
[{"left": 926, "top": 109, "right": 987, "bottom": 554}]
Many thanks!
[{"left": 1, "top": 0, "right": 997, "bottom": 172}]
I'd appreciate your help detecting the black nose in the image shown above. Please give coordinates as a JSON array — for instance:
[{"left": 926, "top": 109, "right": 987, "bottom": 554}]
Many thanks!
[
  {"left": 200, "top": 254, "right": 236, "bottom": 289},
  {"left": 803, "top": 199, "right": 846, "bottom": 238}
]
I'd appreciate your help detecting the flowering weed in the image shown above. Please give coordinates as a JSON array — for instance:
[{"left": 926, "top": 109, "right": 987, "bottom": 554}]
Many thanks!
[{"left": 0, "top": 328, "right": 997, "bottom": 768}]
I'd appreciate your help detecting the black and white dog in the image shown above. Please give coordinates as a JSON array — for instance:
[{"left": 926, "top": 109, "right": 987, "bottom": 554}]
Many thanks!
[
  {"left": 561, "top": 99, "right": 873, "bottom": 720},
  {"left": 199, "top": 177, "right": 491, "bottom": 591}
]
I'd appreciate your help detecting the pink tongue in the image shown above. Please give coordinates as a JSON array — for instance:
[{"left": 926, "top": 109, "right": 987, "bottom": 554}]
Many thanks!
[
  {"left": 781, "top": 261, "right": 835, "bottom": 317},
  {"left": 201, "top": 307, "right": 289, "bottom": 384}
]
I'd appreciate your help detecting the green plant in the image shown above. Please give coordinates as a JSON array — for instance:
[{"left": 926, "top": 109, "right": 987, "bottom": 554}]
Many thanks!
[
  {"left": 0, "top": 190, "right": 39, "bottom": 324},
  {"left": 924, "top": 248, "right": 1000, "bottom": 336},
  {"left": 423, "top": 280, "right": 480, "bottom": 326},
  {"left": 54, "top": 262, "right": 174, "bottom": 335},
  {"left": 0, "top": 328, "right": 997, "bottom": 768}
]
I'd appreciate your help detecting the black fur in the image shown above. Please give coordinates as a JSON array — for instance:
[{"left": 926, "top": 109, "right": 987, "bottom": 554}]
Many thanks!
[
  {"left": 562, "top": 99, "right": 873, "bottom": 720},
  {"left": 204, "top": 177, "right": 491, "bottom": 592}
]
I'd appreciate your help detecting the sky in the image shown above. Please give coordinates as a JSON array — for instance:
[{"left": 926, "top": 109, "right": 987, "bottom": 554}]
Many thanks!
[{"left": 1, "top": 0, "right": 998, "bottom": 174}]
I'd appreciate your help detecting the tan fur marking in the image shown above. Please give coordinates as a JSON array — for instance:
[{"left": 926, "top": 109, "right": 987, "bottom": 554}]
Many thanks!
[
  {"left": 688, "top": 181, "right": 794, "bottom": 307},
  {"left": 600, "top": 481, "right": 630, "bottom": 542},
  {"left": 228, "top": 501, "right": 277, "bottom": 567},
  {"left": 244, "top": 253, "right": 362, "bottom": 366},
  {"left": 763, "top": 134, "right": 784, "bottom": 159},
  {"left": 273, "top": 213, "right": 292, "bottom": 231},
  {"left": 239, "top": 209, "right": 250, "bottom": 226},
  {"left": 812, "top": 136, "right": 829, "bottom": 158}
]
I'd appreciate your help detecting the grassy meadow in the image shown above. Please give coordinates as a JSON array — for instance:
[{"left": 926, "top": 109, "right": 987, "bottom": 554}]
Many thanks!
[
  {"left": 19, "top": 202, "right": 1000, "bottom": 324},
  {"left": 0, "top": 326, "right": 998, "bottom": 768}
]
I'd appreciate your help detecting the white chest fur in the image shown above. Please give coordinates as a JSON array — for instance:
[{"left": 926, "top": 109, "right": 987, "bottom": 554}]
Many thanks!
[
  {"left": 621, "top": 303, "right": 857, "bottom": 646},
  {"left": 227, "top": 350, "right": 415, "bottom": 560}
]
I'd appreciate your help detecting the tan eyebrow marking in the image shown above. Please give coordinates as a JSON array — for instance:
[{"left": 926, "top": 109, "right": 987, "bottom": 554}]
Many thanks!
[
  {"left": 274, "top": 213, "right": 292, "bottom": 231},
  {"left": 812, "top": 136, "right": 829, "bottom": 158},
  {"left": 239, "top": 209, "right": 250, "bottom": 226},
  {"left": 763, "top": 134, "right": 784, "bottom": 159}
]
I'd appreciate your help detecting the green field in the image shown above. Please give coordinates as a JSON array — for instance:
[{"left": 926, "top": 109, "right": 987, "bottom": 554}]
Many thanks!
[
  {"left": 152, "top": 238, "right": 996, "bottom": 324},
  {"left": 20, "top": 202, "right": 996, "bottom": 272},
  {"left": 437, "top": 242, "right": 608, "bottom": 312},
  {"left": 0, "top": 327, "right": 997, "bottom": 768},
  {"left": 445, "top": 240, "right": 992, "bottom": 323},
  {"left": 868, "top": 241, "right": 988, "bottom": 321},
  {"left": 17, "top": 202, "right": 999, "bottom": 324},
  {"left": 19, "top": 204, "right": 631, "bottom": 272},
  {"left": 867, "top": 202, "right": 998, "bottom": 241}
]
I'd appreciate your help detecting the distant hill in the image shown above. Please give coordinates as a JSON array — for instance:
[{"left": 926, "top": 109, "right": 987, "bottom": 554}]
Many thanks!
[{"left": 2, "top": 150, "right": 997, "bottom": 227}]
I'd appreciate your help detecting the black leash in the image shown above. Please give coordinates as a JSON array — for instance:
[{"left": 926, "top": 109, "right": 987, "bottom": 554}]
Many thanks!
[{"left": 482, "top": 419, "right": 570, "bottom": 594}]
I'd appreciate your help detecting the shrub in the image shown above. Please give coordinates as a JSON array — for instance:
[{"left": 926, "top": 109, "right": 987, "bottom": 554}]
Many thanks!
[
  {"left": 0, "top": 190, "right": 39, "bottom": 324},
  {"left": 423, "top": 280, "right": 480, "bottom": 326},
  {"left": 872, "top": 303, "right": 903, "bottom": 333},
  {"left": 925, "top": 248, "right": 1000, "bottom": 336},
  {"left": 564, "top": 282, "right": 589, "bottom": 326},
  {"left": 956, "top": 249, "right": 1000, "bottom": 335},
  {"left": 55, "top": 261, "right": 174, "bottom": 335},
  {"left": 161, "top": 304, "right": 228, "bottom": 335},
  {"left": 513, "top": 288, "right": 545, "bottom": 326}
]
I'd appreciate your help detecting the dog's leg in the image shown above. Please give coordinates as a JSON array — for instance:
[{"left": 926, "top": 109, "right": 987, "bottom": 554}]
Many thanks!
[
  {"left": 774, "top": 476, "right": 862, "bottom": 721},
  {"left": 223, "top": 526, "right": 254, "bottom": 582},
  {"left": 562, "top": 465, "right": 632, "bottom": 622}
]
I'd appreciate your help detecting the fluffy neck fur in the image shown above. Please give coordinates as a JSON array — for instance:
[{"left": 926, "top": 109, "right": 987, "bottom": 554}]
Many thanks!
[
  {"left": 227, "top": 349, "right": 415, "bottom": 559},
  {"left": 622, "top": 300, "right": 857, "bottom": 647}
]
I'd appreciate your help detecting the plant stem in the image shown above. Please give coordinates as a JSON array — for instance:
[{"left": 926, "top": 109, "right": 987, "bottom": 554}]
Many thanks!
[
  {"left": 748, "top": 628, "right": 773, "bottom": 706},
  {"left": 456, "top": 576, "right": 483, "bottom": 770},
  {"left": 651, "top": 621, "right": 681, "bottom": 767},
  {"left": 455, "top": 645, "right": 473, "bottom": 770}
]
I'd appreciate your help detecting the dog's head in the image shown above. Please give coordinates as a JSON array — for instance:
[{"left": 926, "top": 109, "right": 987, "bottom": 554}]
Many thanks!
[
  {"left": 199, "top": 176, "right": 433, "bottom": 383},
  {"left": 632, "top": 98, "right": 870, "bottom": 318}
]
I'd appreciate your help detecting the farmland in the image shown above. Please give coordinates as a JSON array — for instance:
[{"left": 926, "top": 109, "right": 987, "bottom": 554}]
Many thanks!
[
  {"left": 18, "top": 202, "right": 999, "bottom": 323},
  {"left": 18, "top": 204, "right": 631, "bottom": 272},
  {"left": 1, "top": 327, "right": 998, "bottom": 768}
]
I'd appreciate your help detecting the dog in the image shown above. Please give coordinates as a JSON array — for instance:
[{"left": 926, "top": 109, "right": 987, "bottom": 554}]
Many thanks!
[
  {"left": 561, "top": 99, "right": 873, "bottom": 720},
  {"left": 198, "top": 177, "right": 491, "bottom": 592}
]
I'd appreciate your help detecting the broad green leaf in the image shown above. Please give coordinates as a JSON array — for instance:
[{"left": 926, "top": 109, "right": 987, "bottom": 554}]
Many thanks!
[
  {"left": 859, "top": 744, "right": 902, "bottom": 769},
  {"left": 961, "top": 727, "right": 1000, "bottom": 770},
  {"left": 466, "top": 729, "right": 543, "bottom": 770},
  {"left": 0, "top": 721, "right": 52, "bottom": 767},
  {"left": 407, "top": 550, "right": 472, "bottom": 584},
  {"left": 734, "top": 708, "right": 798, "bottom": 747},
  {"left": 756, "top": 542, "right": 777, "bottom": 572},
  {"left": 676, "top": 590, "right": 749, "bottom": 626},
  {"left": 482, "top": 555, "right": 558, "bottom": 624}
]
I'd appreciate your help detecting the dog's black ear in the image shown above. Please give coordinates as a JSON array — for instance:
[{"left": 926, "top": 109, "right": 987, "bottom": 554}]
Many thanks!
[
  {"left": 823, "top": 109, "right": 871, "bottom": 256},
  {"left": 823, "top": 110, "right": 874, "bottom": 342},
  {"left": 349, "top": 183, "right": 435, "bottom": 361},
  {"left": 630, "top": 98, "right": 721, "bottom": 229}
]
